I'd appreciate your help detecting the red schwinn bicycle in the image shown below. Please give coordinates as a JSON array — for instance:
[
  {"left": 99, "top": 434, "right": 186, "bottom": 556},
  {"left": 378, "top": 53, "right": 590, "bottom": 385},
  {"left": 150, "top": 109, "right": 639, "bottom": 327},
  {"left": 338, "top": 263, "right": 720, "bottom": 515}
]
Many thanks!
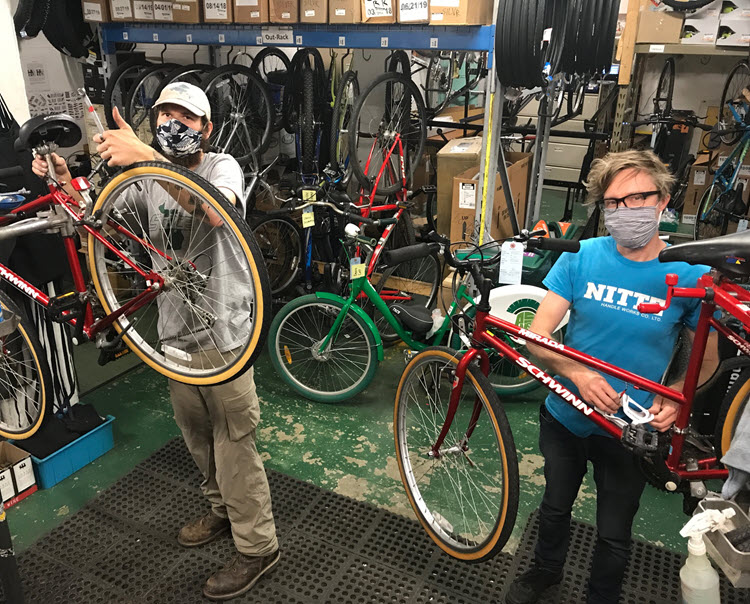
[
  {"left": 394, "top": 229, "right": 750, "bottom": 562},
  {"left": 0, "top": 113, "right": 270, "bottom": 440}
]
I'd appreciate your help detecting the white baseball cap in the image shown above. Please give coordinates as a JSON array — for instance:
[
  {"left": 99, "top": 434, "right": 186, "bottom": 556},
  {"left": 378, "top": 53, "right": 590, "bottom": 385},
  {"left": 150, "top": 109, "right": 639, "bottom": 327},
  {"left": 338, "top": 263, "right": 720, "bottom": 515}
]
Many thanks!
[{"left": 153, "top": 82, "right": 211, "bottom": 122}]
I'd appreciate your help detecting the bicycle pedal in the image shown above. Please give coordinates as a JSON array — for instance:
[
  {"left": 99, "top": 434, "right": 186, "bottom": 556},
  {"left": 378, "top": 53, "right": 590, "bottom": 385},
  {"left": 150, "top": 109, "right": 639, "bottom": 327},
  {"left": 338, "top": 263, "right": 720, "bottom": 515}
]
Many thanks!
[
  {"left": 47, "top": 291, "right": 83, "bottom": 323},
  {"left": 97, "top": 345, "right": 130, "bottom": 367},
  {"left": 621, "top": 424, "right": 659, "bottom": 456}
]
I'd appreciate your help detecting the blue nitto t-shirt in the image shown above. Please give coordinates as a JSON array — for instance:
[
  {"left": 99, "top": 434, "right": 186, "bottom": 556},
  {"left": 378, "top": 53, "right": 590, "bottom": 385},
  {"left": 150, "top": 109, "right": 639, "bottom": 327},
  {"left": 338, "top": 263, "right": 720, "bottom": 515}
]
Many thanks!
[{"left": 541, "top": 236, "right": 710, "bottom": 438}]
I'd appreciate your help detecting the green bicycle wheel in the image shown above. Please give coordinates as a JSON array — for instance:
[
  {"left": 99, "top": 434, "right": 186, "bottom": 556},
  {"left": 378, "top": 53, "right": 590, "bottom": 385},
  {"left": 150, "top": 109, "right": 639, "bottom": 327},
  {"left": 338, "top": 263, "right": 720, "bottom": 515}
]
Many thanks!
[{"left": 268, "top": 294, "right": 380, "bottom": 403}]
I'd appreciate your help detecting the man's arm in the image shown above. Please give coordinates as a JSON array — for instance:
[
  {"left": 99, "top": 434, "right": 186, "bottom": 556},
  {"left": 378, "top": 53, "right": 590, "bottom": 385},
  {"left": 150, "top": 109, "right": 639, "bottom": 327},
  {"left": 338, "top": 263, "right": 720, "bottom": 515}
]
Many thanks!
[{"left": 527, "top": 291, "right": 621, "bottom": 413}]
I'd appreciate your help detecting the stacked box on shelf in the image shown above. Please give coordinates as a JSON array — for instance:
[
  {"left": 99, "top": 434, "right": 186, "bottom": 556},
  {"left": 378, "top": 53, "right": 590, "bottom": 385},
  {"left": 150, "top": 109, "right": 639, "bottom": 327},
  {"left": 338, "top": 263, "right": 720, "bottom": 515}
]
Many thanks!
[
  {"left": 397, "top": 0, "right": 429, "bottom": 24},
  {"left": 719, "top": 0, "right": 750, "bottom": 46},
  {"left": 329, "top": 0, "right": 359, "bottom": 22},
  {"left": 204, "top": 0, "right": 233, "bottom": 21},
  {"left": 235, "top": 0, "right": 269, "bottom": 22},
  {"left": 270, "top": 0, "right": 298, "bottom": 22},
  {"left": 82, "top": 0, "right": 111, "bottom": 22},
  {"left": 635, "top": 4, "right": 684, "bottom": 44},
  {"left": 361, "top": 0, "right": 395, "bottom": 23},
  {"left": 430, "top": 0, "right": 492, "bottom": 25},
  {"left": 681, "top": 0, "right": 721, "bottom": 44},
  {"left": 301, "top": 0, "right": 327, "bottom": 23}
]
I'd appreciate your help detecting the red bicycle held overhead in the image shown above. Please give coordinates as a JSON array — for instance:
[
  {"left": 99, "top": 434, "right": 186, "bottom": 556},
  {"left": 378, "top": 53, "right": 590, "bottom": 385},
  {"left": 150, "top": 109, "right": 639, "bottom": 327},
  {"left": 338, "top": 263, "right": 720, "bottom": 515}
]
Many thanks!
[
  {"left": 0, "top": 113, "right": 270, "bottom": 440},
  {"left": 394, "top": 229, "right": 750, "bottom": 563}
]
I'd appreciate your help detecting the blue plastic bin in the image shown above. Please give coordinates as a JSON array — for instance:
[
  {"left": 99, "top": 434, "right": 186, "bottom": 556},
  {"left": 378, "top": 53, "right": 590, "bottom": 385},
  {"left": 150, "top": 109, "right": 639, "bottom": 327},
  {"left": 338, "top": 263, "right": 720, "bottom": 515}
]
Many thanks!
[{"left": 24, "top": 415, "right": 115, "bottom": 489}]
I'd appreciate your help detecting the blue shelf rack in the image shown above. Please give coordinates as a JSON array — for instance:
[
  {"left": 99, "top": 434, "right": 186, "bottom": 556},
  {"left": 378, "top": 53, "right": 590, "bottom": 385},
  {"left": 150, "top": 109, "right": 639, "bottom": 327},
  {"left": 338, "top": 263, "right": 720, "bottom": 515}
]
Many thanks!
[{"left": 100, "top": 22, "right": 495, "bottom": 54}]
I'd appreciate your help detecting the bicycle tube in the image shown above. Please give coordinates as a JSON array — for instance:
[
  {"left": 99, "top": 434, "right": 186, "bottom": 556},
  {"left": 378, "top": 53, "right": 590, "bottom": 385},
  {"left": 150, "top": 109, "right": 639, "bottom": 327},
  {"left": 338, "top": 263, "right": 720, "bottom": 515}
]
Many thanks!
[{"left": 87, "top": 162, "right": 271, "bottom": 386}]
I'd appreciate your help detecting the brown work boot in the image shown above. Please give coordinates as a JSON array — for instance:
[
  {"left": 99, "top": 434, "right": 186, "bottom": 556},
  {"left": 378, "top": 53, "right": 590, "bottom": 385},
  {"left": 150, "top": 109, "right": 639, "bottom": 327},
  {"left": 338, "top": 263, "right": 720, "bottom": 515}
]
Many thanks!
[
  {"left": 203, "top": 549, "right": 281, "bottom": 601},
  {"left": 177, "top": 511, "right": 230, "bottom": 547}
]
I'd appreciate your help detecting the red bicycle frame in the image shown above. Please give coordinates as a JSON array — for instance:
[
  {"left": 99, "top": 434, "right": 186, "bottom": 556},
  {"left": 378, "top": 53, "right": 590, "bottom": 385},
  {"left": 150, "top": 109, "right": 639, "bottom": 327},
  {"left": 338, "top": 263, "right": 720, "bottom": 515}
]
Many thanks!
[
  {"left": 438, "top": 270, "right": 750, "bottom": 483},
  {"left": 0, "top": 183, "right": 167, "bottom": 343}
]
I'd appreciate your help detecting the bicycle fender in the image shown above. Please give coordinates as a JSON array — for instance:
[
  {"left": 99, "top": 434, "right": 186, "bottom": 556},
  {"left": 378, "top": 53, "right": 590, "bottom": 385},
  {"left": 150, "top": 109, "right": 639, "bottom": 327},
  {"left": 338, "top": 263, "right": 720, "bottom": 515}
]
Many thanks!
[
  {"left": 486, "top": 284, "right": 570, "bottom": 330},
  {"left": 314, "top": 291, "right": 384, "bottom": 362}
]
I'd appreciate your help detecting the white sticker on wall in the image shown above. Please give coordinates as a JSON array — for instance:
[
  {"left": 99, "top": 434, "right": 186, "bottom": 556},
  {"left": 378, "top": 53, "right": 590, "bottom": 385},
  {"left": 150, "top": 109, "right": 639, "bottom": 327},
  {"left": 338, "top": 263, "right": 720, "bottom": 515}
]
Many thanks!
[
  {"left": 205, "top": 0, "right": 228, "bottom": 19},
  {"left": 83, "top": 2, "right": 103, "bottom": 21},
  {"left": 111, "top": 0, "right": 133, "bottom": 19},
  {"left": 459, "top": 182, "right": 476, "bottom": 209}
]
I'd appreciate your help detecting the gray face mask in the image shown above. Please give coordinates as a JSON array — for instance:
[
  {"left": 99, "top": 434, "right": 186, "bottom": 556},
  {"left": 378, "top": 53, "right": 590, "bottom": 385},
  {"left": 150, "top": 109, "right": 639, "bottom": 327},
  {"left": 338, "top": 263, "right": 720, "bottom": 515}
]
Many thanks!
[{"left": 604, "top": 206, "right": 661, "bottom": 249}]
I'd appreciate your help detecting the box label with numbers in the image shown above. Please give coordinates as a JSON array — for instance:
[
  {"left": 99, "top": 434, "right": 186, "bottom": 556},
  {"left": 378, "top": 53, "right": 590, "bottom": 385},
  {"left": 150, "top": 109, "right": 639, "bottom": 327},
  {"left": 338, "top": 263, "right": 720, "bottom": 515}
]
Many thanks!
[
  {"left": 133, "top": 0, "right": 155, "bottom": 19},
  {"left": 110, "top": 0, "right": 133, "bottom": 19},
  {"left": 398, "top": 0, "right": 427, "bottom": 22},
  {"left": 153, "top": 0, "right": 173, "bottom": 19},
  {"left": 205, "top": 0, "right": 229, "bottom": 18}
]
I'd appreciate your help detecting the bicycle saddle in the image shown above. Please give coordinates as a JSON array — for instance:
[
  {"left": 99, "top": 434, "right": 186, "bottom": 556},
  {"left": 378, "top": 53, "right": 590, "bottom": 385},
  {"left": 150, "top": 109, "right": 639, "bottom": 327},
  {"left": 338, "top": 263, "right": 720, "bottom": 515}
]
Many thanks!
[
  {"left": 660, "top": 230, "right": 750, "bottom": 278},
  {"left": 389, "top": 303, "right": 433, "bottom": 335},
  {"left": 14, "top": 114, "right": 82, "bottom": 152}
]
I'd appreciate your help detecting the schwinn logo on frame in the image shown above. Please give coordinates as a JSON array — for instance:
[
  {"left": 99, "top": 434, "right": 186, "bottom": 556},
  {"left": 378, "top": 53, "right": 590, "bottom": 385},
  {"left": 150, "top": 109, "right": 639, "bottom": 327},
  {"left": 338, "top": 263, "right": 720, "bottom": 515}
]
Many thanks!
[
  {"left": 515, "top": 356, "right": 595, "bottom": 416},
  {"left": 0, "top": 266, "right": 40, "bottom": 300},
  {"left": 727, "top": 332, "right": 750, "bottom": 356}
]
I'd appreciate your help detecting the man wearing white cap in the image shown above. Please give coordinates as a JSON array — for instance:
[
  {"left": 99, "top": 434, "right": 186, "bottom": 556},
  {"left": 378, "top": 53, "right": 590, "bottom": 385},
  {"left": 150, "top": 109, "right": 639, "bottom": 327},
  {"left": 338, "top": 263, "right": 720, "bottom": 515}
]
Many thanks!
[{"left": 32, "top": 82, "right": 279, "bottom": 601}]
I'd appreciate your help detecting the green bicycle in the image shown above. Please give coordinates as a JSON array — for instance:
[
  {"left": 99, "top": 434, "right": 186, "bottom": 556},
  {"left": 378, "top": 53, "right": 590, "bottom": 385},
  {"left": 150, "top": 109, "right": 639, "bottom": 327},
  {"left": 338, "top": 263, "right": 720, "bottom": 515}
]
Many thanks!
[{"left": 268, "top": 211, "right": 567, "bottom": 402}]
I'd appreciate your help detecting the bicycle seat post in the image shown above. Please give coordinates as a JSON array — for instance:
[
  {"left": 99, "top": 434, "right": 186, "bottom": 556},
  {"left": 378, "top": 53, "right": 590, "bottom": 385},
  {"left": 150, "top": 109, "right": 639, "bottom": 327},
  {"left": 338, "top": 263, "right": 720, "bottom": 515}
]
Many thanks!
[{"left": 34, "top": 142, "right": 59, "bottom": 183}]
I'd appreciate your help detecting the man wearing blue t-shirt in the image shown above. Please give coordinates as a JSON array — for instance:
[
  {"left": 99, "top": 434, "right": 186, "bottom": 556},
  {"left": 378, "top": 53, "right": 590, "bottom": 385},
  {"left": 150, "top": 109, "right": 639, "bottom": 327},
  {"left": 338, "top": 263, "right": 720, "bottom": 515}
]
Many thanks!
[{"left": 506, "top": 150, "right": 719, "bottom": 604}]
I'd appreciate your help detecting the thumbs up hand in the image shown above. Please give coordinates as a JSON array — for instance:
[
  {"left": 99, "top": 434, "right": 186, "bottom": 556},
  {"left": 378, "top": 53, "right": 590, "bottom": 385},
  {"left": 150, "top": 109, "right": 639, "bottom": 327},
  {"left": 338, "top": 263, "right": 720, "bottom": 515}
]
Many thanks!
[{"left": 93, "top": 107, "right": 154, "bottom": 167}]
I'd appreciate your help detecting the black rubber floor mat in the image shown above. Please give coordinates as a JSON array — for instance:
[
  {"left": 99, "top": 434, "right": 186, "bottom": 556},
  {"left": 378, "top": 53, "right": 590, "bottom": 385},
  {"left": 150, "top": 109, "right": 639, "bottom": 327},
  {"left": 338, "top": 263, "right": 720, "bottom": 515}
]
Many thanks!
[
  {"left": 509, "top": 509, "right": 750, "bottom": 604},
  {"left": 5, "top": 438, "right": 749, "bottom": 603}
]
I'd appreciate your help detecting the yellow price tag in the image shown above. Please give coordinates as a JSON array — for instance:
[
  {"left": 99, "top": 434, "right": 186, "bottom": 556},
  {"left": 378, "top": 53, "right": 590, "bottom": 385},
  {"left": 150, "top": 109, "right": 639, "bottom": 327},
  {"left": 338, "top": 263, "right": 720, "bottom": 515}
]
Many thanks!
[
  {"left": 350, "top": 260, "right": 366, "bottom": 280},
  {"left": 302, "top": 188, "right": 316, "bottom": 201},
  {"left": 302, "top": 207, "right": 315, "bottom": 228}
]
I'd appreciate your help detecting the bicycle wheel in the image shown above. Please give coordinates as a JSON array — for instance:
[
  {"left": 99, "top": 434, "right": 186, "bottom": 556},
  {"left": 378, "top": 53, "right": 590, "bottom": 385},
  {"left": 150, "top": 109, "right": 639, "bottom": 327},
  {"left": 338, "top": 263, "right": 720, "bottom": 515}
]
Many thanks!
[
  {"left": 661, "top": 0, "right": 716, "bottom": 9},
  {"left": 300, "top": 62, "right": 316, "bottom": 175},
  {"left": 251, "top": 47, "right": 290, "bottom": 131},
  {"left": 715, "top": 370, "right": 750, "bottom": 458},
  {"left": 124, "top": 63, "right": 179, "bottom": 142},
  {"left": 268, "top": 295, "right": 379, "bottom": 403},
  {"left": 87, "top": 161, "right": 271, "bottom": 385},
  {"left": 104, "top": 57, "right": 151, "bottom": 129},
  {"left": 719, "top": 61, "right": 750, "bottom": 146},
  {"left": 200, "top": 64, "right": 274, "bottom": 165},
  {"left": 394, "top": 346, "right": 519, "bottom": 561},
  {"left": 654, "top": 58, "right": 675, "bottom": 115},
  {"left": 329, "top": 70, "right": 360, "bottom": 179},
  {"left": 694, "top": 184, "right": 727, "bottom": 241},
  {"left": 349, "top": 73, "right": 427, "bottom": 195},
  {"left": 424, "top": 56, "right": 452, "bottom": 116},
  {"left": 251, "top": 215, "right": 303, "bottom": 296},
  {"left": 0, "top": 291, "right": 51, "bottom": 440},
  {"left": 387, "top": 49, "right": 411, "bottom": 77}
]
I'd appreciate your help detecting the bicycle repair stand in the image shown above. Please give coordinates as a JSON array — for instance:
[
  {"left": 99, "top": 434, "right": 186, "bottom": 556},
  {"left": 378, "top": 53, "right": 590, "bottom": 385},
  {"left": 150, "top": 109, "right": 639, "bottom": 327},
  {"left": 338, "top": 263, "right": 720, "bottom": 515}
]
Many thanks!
[{"left": 0, "top": 502, "right": 24, "bottom": 603}]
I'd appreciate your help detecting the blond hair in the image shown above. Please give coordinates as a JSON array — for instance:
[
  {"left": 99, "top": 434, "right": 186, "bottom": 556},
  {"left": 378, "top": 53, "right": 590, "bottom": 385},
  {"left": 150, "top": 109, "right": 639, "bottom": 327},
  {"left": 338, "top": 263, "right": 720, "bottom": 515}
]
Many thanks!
[{"left": 584, "top": 149, "right": 675, "bottom": 205}]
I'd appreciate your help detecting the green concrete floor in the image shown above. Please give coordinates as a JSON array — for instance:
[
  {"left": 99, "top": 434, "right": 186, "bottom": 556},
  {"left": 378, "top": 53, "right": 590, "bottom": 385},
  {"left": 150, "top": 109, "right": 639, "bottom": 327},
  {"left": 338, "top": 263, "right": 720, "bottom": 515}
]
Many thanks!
[{"left": 7, "top": 189, "right": 692, "bottom": 561}]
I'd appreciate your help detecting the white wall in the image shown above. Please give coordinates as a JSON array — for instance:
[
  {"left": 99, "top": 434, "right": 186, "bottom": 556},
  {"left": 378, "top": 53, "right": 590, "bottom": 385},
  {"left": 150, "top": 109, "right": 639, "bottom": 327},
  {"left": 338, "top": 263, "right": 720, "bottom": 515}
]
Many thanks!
[{"left": 1, "top": 0, "right": 30, "bottom": 123}]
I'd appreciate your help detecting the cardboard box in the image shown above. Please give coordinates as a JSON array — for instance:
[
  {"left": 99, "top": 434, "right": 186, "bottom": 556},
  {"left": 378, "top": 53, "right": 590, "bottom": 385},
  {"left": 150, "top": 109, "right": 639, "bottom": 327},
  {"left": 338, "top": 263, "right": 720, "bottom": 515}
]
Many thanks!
[
  {"left": 429, "top": 0, "right": 491, "bottom": 25},
  {"left": 721, "top": 0, "right": 750, "bottom": 20},
  {"left": 109, "top": 0, "right": 134, "bottom": 20},
  {"left": 718, "top": 20, "right": 750, "bottom": 45},
  {"left": 0, "top": 442, "right": 37, "bottom": 508},
  {"left": 82, "top": 0, "right": 111, "bottom": 21},
  {"left": 204, "top": 0, "right": 232, "bottom": 21},
  {"left": 301, "top": 0, "right": 327, "bottom": 22},
  {"left": 427, "top": 105, "right": 483, "bottom": 141},
  {"left": 152, "top": 0, "right": 174, "bottom": 20},
  {"left": 234, "top": 0, "right": 269, "bottom": 22},
  {"left": 361, "top": 0, "right": 395, "bottom": 23},
  {"left": 329, "top": 0, "right": 359, "bottom": 22},
  {"left": 635, "top": 8, "right": 684, "bottom": 44},
  {"left": 397, "top": 0, "right": 428, "bottom": 23},
  {"left": 681, "top": 157, "right": 712, "bottom": 223},
  {"left": 133, "top": 0, "right": 154, "bottom": 19},
  {"left": 173, "top": 0, "right": 201, "bottom": 21},
  {"left": 449, "top": 153, "right": 531, "bottom": 244},
  {"left": 270, "top": 0, "right": 298, "bottom": 22},
  {"left": 436, "top": 137, "right": 483, "bottom": 236}
]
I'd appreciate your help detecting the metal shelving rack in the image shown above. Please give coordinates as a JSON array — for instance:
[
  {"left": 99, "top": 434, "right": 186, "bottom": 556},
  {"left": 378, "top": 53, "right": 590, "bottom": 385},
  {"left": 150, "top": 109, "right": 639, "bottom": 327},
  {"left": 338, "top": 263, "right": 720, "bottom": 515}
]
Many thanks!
[{"left": 99, "top": 14, "right": 508, "bottom": 245}]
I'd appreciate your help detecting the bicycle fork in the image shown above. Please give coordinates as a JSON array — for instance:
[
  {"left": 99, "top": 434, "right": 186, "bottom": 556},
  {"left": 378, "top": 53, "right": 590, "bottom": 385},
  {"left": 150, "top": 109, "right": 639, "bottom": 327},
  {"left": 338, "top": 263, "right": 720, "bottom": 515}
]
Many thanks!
[{"left": 429, "top": 347, "right": 490, "bottom": 460}]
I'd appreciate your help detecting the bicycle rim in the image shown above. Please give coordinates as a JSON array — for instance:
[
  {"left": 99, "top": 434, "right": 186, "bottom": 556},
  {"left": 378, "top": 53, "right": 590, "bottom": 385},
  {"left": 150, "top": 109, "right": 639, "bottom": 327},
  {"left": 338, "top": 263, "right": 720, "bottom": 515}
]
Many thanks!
[
  {"left": 252, "top": 216, "right": 302, "bottom": 296},
  {"left": 125, "top": 63, "right": 178, "bottom": 142},
  {"left": 104, "top": 58, "right": 151, "bottom": 129},
  {"left": 250, "top": 47, "right": 290, "bottom": 131},
  {"left": 349, "top": 73, "right": 426, "bottom": 195},
  {"left": 201, "top": 65, "right": 273, "bottom": 164},
  {"left": 395, "top": 347, "right": 518, "bottom": 561},
  {"left": 655, "top": 58, "right": 675, "bottom": 115},
  {"left": 0, "top": 291, "right": 50, "bottom": 439},
  {"left": 269, "top": 296, "right": 377, "bottom": 402},
  {"left": 88, "top": 162, "right": 270, "bottom": 385},
  {"left": 329, "top": 70, "right": 360, "bottom": 178},
  {"left": 720, "top": 61, "right": 750, "bottom": 146},
  {"left": 694, "top": 184, "right": 725, "bottom": 241}
]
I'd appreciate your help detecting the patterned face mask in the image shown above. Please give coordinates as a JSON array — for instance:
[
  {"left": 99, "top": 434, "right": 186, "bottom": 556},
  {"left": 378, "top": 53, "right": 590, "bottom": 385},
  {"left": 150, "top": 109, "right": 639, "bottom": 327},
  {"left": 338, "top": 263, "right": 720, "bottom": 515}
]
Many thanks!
[{"left": 155, "top": 118, "right": 203, "bottom": 157}]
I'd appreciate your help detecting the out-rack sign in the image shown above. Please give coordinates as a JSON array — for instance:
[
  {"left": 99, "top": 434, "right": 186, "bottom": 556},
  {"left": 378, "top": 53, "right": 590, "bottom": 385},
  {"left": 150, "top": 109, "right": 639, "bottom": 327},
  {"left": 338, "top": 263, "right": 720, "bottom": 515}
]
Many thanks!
[{"left": 261, "top": 27, "right": 293, "bottom": 45}]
